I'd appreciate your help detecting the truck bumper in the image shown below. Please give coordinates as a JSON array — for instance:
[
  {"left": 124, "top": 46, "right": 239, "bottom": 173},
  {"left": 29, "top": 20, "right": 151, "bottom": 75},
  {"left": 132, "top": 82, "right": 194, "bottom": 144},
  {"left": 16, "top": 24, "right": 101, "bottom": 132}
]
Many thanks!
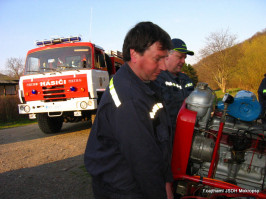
[{"left": 18, "top": 97, "right": 97, "bottom": 114}]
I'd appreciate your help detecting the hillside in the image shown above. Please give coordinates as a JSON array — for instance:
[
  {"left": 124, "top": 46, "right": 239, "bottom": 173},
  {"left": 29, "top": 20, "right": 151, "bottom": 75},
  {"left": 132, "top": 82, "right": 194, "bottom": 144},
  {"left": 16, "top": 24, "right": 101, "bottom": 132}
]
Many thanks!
[{"left": 194, "top": 29, "right": 266, "bottom": 93}]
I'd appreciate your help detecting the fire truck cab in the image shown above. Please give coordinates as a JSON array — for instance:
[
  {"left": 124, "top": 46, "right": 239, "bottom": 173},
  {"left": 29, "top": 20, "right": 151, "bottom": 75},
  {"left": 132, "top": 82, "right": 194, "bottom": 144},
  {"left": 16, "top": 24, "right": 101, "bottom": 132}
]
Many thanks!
[{"left": 18, "top": 36, "right": 123, "bottom": 134}]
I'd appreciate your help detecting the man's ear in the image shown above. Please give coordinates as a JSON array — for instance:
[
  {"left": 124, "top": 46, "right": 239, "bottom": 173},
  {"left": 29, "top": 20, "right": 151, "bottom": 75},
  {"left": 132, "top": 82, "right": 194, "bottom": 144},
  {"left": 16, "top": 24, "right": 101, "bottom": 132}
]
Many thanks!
[{"left": 130, "top": 49, "right": 138, "bottom": 63}]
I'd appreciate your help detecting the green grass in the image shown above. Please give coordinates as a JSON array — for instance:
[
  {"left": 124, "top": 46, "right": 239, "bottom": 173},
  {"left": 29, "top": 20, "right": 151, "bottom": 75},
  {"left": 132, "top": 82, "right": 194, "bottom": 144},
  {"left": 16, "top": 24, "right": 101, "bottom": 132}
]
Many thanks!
[
  {"left": 0, "top": 118, "right": 37, "bottom": 129},
  {"left": 214, "top": 88, "right": 241, "bottom": 102}
]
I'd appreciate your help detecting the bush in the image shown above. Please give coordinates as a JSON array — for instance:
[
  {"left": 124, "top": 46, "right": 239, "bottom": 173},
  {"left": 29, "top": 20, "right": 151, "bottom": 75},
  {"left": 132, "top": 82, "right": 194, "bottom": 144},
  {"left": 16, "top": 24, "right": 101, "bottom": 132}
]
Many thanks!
[{"left": 0, "top": 95, "right": 27, "bottom": 123}]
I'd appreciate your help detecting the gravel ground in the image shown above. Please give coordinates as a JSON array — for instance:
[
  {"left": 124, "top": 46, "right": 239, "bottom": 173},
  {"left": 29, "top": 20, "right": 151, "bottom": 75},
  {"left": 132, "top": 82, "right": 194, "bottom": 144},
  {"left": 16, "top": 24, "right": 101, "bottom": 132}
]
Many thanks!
[{"left": 0, "top": 122, "right": 94, "bottom": 199}]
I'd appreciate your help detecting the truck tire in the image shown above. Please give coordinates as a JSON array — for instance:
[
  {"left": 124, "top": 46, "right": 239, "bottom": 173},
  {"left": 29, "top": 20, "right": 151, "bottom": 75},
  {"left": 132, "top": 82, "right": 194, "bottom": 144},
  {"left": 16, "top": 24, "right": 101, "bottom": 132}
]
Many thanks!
[
  {"left": 91, "top": 113, "right": 96, "bottom": 125},
  {"left": 88, "top": 113, "right": 96, "bottom": 127},
  {"left": 37, "top": 113, "right": 63, "bottom": 134}
]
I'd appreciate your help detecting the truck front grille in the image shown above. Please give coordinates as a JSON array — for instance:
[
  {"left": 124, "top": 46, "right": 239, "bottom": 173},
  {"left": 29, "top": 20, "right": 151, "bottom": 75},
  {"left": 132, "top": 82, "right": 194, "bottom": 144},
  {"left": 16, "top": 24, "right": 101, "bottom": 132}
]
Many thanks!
[{"left": 42, "top": 85, "right": 67, "bottom": 102}]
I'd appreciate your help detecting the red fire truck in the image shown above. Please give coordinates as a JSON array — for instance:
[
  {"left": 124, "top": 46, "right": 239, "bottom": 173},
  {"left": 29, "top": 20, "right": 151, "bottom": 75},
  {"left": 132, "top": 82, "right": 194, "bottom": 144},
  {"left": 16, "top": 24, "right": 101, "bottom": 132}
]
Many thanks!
[
  {"left": 106, "top": 50, "right": 124, "bottom": 74},
  {"left": 18, "top": 36, "right": 123, "bottom": 134}
]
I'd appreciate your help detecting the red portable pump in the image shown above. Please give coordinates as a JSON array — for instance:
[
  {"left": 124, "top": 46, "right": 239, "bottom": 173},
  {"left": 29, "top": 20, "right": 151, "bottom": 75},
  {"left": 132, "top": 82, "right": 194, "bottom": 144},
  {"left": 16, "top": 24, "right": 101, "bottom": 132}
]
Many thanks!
[{"left": 171, "top": 83, "right": 266, "bottom": 198}]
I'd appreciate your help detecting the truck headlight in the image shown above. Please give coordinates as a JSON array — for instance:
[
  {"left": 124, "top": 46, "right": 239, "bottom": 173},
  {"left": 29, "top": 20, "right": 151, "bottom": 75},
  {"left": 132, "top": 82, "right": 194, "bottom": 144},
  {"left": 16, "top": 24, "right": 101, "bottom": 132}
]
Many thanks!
[
  {"left": 80, "top": 101, "right": 88, "bottom": 109},
  {"left": 19, "top": 105, "right": 25, "bottom": 111},
  {"left": 24, "top": 105, "right": 30, "bottom": 113}
]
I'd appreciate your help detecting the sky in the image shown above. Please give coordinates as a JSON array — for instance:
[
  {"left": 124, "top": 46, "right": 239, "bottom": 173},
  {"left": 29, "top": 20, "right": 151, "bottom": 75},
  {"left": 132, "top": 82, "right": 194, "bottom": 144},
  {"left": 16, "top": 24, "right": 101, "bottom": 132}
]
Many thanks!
[{"left": 0, "top": 0, "right": 265, "bottom": 73}]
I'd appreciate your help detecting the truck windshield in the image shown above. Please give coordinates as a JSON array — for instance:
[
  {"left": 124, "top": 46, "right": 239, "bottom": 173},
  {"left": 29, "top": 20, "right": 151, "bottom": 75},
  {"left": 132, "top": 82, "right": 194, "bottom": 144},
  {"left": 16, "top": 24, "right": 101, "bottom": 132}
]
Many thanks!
[{"left": 24, "top": 46, "right": 92, "bottom": 74}]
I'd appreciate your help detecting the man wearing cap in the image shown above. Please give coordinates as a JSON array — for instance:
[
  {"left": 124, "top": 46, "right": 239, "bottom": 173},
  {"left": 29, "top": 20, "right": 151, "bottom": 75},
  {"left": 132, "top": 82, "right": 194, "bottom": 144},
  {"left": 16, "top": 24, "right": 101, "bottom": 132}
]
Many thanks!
[{"left": 154, "top": 38, "right": 194, "bottom": 135}]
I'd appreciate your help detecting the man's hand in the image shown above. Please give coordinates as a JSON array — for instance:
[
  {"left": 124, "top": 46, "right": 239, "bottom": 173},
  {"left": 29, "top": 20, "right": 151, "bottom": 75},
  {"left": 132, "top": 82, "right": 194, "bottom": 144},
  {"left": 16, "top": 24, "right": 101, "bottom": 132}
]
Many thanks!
[{"left": 165, "top": 182, "right": 173, "bottom": 199}]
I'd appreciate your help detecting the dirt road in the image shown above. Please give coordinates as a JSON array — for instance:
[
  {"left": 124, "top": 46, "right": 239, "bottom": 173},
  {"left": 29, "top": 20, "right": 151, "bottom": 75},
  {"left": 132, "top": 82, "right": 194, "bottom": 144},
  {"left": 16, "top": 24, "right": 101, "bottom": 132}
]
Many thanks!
[{"left": 0, "top": 122, "right": 94, "bottom": 198}]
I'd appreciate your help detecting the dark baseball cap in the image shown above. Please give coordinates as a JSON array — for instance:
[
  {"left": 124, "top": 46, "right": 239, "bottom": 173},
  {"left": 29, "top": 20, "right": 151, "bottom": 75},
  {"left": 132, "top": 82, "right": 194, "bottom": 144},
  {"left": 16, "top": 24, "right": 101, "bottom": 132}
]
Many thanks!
[{"left": 172, "top": 38, "right": 194, "bottom": 56}]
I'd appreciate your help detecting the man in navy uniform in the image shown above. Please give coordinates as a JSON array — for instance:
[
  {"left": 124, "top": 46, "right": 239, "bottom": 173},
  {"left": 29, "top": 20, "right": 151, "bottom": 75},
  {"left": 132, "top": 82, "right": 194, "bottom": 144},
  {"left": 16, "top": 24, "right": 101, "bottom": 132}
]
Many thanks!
[
  {"left": 258, "top": 73, "right": 266, "bottom": 124},
  {"left": 84, "top": 22, "right": 173, "bottom": 198},
  {"left": 154, "top": 38, "right": 194, "bottom": 135}
]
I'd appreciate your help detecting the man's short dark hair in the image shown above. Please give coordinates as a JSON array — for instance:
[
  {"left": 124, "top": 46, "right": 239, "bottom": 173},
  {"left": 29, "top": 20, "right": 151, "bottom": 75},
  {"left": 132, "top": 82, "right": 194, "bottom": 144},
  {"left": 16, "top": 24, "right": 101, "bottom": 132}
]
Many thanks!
[{"left": 122, "top": 21, "right": 172, "bottom": 62}]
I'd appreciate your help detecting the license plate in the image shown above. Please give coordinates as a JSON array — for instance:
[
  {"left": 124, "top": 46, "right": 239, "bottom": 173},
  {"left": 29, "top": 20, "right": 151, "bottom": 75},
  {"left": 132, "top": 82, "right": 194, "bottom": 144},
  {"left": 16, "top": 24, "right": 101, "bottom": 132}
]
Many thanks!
[
  {"left": 74, "top": 111, "right": 82, "bottom": 116},
  {"left": 29, "top": 114, "right": 36, "bottom": 119}
]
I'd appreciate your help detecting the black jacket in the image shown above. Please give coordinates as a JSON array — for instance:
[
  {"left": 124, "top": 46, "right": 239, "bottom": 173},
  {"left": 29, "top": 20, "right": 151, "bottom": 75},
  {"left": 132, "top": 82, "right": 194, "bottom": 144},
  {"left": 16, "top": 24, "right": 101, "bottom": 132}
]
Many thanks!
[
  {"left": 154, "top": 70, "right": 194, "bottom": 132},
  {"left": 258, "top": 77, "right": 266, "bottom": 111},
  {"left": 84, "top": 63, "right": 172, "bottom": 198}
]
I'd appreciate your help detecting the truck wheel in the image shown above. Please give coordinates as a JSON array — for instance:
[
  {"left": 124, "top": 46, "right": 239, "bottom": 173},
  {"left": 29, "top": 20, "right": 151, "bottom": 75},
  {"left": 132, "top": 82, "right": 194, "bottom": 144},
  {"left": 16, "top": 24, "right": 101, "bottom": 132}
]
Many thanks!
[
  {"left": 88, "top": 113, "right": 96, "bottom": 127},
  {"left": 91, "top": 114, "right": 96, "bottom": 125},
  {"left": 37, "top": 113, "right": 63, "bottom": 134}
]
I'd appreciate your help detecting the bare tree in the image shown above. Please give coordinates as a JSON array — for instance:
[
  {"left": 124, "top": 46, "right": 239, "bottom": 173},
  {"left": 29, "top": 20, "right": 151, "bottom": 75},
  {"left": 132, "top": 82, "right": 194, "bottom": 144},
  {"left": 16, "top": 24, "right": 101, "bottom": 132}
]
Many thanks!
[
  {"left": 199, "top": 29, "right": 238, "bottom": 92},
  {"left": 5, "top": 57, "right": 25, "bottom": 79}
]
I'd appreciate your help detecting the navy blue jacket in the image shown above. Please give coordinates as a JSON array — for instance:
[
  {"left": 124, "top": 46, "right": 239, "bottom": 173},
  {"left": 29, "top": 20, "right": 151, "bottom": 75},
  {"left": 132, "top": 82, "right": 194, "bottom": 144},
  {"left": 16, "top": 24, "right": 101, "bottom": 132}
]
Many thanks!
[
  {"left": 258, "top": 77, "right": 266, "bottom": 113},
  {"left": 154, "top": 70, "right": 194, "bottom": 132},
  {"left": 84, "top": 63, "right": 173, "bottom": 198}
]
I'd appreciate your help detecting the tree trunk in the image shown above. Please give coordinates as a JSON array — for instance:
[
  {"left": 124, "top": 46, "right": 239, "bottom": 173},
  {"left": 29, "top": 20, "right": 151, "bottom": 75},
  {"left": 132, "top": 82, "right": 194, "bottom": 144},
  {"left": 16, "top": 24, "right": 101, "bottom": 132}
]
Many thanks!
[{"left": 222, "top": 86, "right": 226, "bottom": 93}]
